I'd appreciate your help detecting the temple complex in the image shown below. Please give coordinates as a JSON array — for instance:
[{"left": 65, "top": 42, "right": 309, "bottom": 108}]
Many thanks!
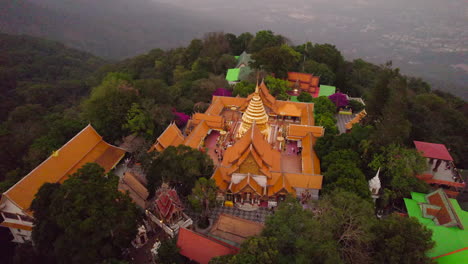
[{"left": 150, "top": 82, "right": 324, "bottom": 209}]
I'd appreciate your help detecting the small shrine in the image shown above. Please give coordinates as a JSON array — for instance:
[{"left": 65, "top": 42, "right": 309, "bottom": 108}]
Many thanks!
[
  {"left": 145, "top": 183, "right": 192, "bottom": 237},
  {"left": 131, "top": 225, "right": 148, "bottom": 248},
  {"left": 368, "top": 168, "right": 381, "bottom": 202}
]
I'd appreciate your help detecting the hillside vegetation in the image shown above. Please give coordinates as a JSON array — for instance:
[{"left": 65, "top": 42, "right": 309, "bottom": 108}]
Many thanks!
[{"left": 1, "top": 31, "right": 467, "bottom": 264}]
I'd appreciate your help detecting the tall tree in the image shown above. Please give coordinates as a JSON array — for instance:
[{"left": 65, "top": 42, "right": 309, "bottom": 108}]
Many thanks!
[
  {"left": 370, "top": 214, "right": 434, "bottom": 264},
  {"left": 30, "top": 163, "right": 140, "bottom": 264},
  {"left": 145, "top": 145, "right": 214, "bottom": 198},
  {"left": 248, "top": 30, "right": 285, "bottom": 53},
  {"left": 251, "top": 45, "right": 300, "bottom": 78},
  {"left": 188, "top": 177, "right": 218, "bottom": 228}
]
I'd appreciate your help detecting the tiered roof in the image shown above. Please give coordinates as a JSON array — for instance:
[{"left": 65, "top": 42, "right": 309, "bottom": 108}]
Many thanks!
[
  {"left": 404, "top": 190, "right": 468, "bottom": 263},
  {"left": 149, "top": 123, "right": 184, "bottom": 152},
  {"left": 1, "top": 125, "right": 125, "bottom": 215},
  {"left": 287, "top": 72, "right": 320, "bottom": 94},
  {"left": 237, "top": 85, "right": 270, "bottom": 138},
  {"left": 154, "top": 184, "right": 184, "bottom": 223}
]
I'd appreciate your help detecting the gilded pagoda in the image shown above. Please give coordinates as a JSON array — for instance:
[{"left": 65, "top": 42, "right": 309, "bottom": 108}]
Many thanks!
[{"left": 150, "top": 82, "right": 324, "bottom": 207}]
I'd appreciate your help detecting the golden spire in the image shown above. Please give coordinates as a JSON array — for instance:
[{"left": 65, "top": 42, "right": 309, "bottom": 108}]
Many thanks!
[{"left": 237, "top": 84, "right": 270, "bottom": 138}]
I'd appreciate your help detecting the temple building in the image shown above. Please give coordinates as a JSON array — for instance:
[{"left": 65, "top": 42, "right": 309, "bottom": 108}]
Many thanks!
[
  {"left": 404, "top": 189, "right": 467, "bottom": 263},
  {"left": 145, "top": 184, "right": 192, "bottom": 237},
  {"left": 413, "top": 141, "right": 465, "bottom": 197},
  {"left": 150, "top": 82, "right": 324, "bottom": 209},
  {"left": 225, "top": 51, "right": 254, "bottom": 84},
  {"left": 0, "top": 125, "right": 126, "bottom": 243},
  {"left": 287, "top": 72, "right": 320, "bottom": 97}
]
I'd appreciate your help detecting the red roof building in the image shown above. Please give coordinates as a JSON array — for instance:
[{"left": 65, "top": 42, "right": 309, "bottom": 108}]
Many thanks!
[
  {"left": 414, "top": 141, "right": 453, "bottom": 161},
  {"left": 177, "top": 228, "right": 239, "bottom": 264},
  {"left": 287, "top": 72, "right": 320, "bottom": 96},
  {"left": 154, "top": 184, "right": 184, "bottom": 225}
]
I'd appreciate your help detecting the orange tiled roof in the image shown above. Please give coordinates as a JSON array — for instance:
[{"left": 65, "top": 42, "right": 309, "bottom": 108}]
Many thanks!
[
  {"left": 212, "top": 168, "right": 229, "bottom": 191},
  {"left": 222, "top": 125, "right": 280, "bottom": 172},
  {"left": 287, "top": 72, "right": 320, "bottom": 92},
  {"left": 149, "top": 123, "right": 185, "bottom": 152},
  {"left": 3, "top": 125, "right": 125, "bottom": 214},
  {"left": 284, "top": 173, "right": 323, "bottom": 189},
  {"left": 209, "top": 214, "right": 264, "bottom": 245},
  {"left": 192, "top": 113, "right": 224, "bottom": 129},
  {"left": 277, "top": 103, "right": 302, "bottom": 117},
  {"left": 288, "top": 125, "right": 324, "bottom": 139},
  {"left": 0, "top": 222, "right": 33, "bottom": 231},
  {"left": 177, "top": 228, "right": 239, "bottom": 264},
  {"left": 268, "top": 174, "right": 294, "bottom": 196},
  {"left": 119, "top": 171, "right": 149, "bottom": 208},
  {"left": 184, "top": 121, "right": 210, "bottom": 149}
]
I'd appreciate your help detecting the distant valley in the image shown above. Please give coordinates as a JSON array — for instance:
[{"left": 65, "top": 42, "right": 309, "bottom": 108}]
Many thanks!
[{"left": 1, "top": 0, "right": 466, "bottom": 99}]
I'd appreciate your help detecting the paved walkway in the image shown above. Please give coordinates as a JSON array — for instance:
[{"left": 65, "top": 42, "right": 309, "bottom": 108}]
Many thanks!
[
  {"left": 335, "top": 113, "right": 354, "bottom": 134},
  {"left": 211, "top": 206, "right": 272, "bottom": 223}
]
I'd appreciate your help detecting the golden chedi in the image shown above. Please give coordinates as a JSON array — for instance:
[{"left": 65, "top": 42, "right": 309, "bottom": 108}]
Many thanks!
[{"left": 237, "top": 85, "right": 270, "bottom": 138}]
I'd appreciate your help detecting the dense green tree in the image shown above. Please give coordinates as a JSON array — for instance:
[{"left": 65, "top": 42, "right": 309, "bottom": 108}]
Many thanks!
[
  {"left": 251, "top": 45, "right": 300, "bottom": 78},
  {"left": 201, "top": 32, "right": 231, "bottom": 59},
  {"left": 157, "top": 238, "right": 183, "bottom": 264},
  {"left": 248, "top": 30, "right": 286, "bottom": 53},
  {"left": 233, "top": 81, "right": 256, "bottom": 97},
  {"left": 188, "top": 177, "right": 218, "bottom": 228},
  {"left": 315, "top": 191, "right": 376, "bottom": 264},
  {"left": 303, "top": 60, "right": 336, "bottom": 85},
  {"left": 264, "top": 76, "right": 291, "bottom": 100},
  {"left": 370, "top": 144, "right": 429, "bottom": 202},
  {"left": 146, "top": 145, "right": 214, "bottom": 198},
  {"left": 297, "top": 91, "right": 313, "bottom": 102},
  {"left": 123, "top": 103, "right": 154, "bottom": 138},
  {"left": 308, "top": 43, "right": 344, "bottom": 72},
  {"left": 323, "top": 161, "right": 371, "bottom": 199},
  {"left": 216, "top": 54, "right": 237, "bottom": 74},
  {"left": 31, "top": 163, "right": 140, "bottom": 264},
  {"left": 219, "top": 237, "right": 279, "bottom": 264},
  {"left": 83, "top": 90, "right": 137, "bottom": 142},
  {"left": 261, "top": 197, "right": 334, "bottom": 263},
  {"left": 312, "top": 96, "right": 336, "bottom": 115},
  {"left": 315, "top": 113, "right": 339, "bottom": 136},
  {"left": 321, "top": 149, "right": 360, "bottom": 172},
  {"left": 348, "top": 99, "right": 365, "bottom": 113},
  {"left": 370, "top": 215, "right": 434, "bottom": 264},
  {"left": 225, "top": 32, "right": 254, "bottom": 55}
]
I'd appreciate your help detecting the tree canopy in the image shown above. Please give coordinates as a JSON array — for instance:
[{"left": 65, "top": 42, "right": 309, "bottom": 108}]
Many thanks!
[
  {"left": 30, "top": 163, "right": 140, "bottom": 264},
  {"left": 145, "top": 145, "right": 214, "bottom": 198}
]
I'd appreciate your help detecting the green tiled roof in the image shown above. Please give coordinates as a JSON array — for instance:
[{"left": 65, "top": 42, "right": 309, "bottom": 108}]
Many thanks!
[
  {"left": 404, "top": 191, "right": 468, "bottom": 263},
  {"left": 238, "top": 66, "right": 253, "bottom": 81},
  {"left": 319, "top": 85, "right": 336, "bottom": 97},
  {"left": 226, "top": 68, "right": 240, "bottom": 82},
  {"left": 235, "top": 51, "right": 252, "bottom": 68},
  {"left": 290, "top": 96, "right": 299, "bottom": 102}
]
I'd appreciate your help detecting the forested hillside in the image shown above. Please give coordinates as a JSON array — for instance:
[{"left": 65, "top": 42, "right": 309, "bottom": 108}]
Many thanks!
[
  {"left": 1, "top": 31, "right": 467, "bottom": 197},
  {"left": 0, "top": 33, "right": 105, "bottom": 190},
  {"left": 0, "top": 0, "right": 231, "bottom": 59},
  {"left": 1, "top": 31, "right": 467, "bottom": 263}
]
